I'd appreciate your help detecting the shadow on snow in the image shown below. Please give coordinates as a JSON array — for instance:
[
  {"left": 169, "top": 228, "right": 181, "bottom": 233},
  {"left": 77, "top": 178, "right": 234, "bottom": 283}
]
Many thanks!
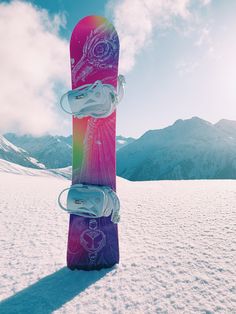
[{"left": 0, "top": 266, "right": 112, "bottom": 313}]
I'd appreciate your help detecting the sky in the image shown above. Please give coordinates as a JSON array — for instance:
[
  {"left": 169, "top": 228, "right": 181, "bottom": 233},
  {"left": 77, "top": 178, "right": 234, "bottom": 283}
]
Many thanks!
[{"left": 0, "top": 0, "right": 236, "bottom": 138}]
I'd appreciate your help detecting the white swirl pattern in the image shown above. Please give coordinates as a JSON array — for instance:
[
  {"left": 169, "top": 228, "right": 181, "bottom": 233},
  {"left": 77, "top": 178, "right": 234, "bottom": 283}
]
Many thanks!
[{"left": 72, "top": 23, "right": 119, "bottom": 84}]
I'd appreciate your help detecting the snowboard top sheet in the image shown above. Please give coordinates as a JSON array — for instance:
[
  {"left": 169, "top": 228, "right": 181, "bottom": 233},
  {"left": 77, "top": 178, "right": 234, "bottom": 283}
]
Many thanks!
[
  {"left": 70, "top": 15, "right": 119, "bottom": 190},
  {"left": 67, "top": 15, "right": 120, "bottom": 270}
]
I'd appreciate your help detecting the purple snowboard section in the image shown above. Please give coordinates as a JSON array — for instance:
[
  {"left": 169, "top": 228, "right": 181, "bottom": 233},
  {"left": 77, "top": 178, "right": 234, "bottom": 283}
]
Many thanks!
[{"left": 67, "top": 16, "right": 119, "bottom": 270}]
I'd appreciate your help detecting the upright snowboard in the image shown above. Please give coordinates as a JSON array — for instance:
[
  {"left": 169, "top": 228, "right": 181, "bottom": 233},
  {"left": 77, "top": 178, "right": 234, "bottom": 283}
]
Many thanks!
[{"left": 67, "top": 16, "right": 119, "bottom": 270}]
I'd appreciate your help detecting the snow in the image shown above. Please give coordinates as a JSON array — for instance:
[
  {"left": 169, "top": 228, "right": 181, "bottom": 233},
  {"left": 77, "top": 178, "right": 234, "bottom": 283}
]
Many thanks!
[
  {"left": 0, "top": 164, "right": 236, "bottom": 313},
  {"left": 0, "top": 159, "right": 71, "bottom": 179},
  {"left": 0, "top": 135, "right": 26, "bottom": 153},
  {"left": 28, "top": 156, "right": 46, "bottom": 169},
  {"left": 0, "top": 135, "right": 46, "bottom": 169},
  {"left": 49, "top": 166, "right": 72, "bottom": 180},
  {"left": 117, "top": 139, "right": 126, "bottom": 144}
]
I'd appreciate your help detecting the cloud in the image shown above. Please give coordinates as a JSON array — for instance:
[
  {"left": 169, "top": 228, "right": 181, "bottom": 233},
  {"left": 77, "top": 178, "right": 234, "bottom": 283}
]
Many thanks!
[
  {"left": 194, "top": 27, "right": 211, "bottom": 46},
  {"left": 176, "top": 60, "right": 199, "bottom": 76},
  {"left": 200, "top": 0, "right": 211, "bottom": 6},
  {"left": 0, "top": 1, "right": 70, "bottom": 136},
  {"left": 108, "top": 0, "right": 211, "bottom": 73}
]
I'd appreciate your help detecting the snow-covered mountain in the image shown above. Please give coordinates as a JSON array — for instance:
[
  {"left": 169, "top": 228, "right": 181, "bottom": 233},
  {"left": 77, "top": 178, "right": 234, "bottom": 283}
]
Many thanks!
[
  {"left": 4, "top": 133, "right": 134, "bottom": 168},
  {"left": 117, "top": 117, "right": 236, "bottom": 180},
  {"left": 0, "top": 135, "right": 45, "bottom": 169},
  {"left": 0, "top": 165, "right": 235, "bottom": 313},
  {"left": 215, "top": 118, "right": 236, "bottom": 137},
  {"left": 4, "top": 117, "right": 236, "bottom": 180},
  {"left": 116, "top": 135, "right": 135, "bottom": 150},
  {"left": 4, "top": 134, "right": 72, "bottom": 169}
]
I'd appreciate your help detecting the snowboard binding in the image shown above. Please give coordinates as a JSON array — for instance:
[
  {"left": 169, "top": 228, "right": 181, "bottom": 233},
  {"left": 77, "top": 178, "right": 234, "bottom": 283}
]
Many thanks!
[
  {"left": 58, "top": 184, "right": 120, "bottom": 223},
  {"left": 60, "top": 74, "right": 125, "bottom": 118}
]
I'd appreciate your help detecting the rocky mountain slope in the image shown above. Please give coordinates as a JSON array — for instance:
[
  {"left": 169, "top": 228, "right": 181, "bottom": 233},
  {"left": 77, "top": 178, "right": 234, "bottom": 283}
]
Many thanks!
[
  {"left": 117, "top": 117, "right": 236, "bottom": 180},
  {"left": 0, "top": 135, "right": 45, "bottom": 169}
]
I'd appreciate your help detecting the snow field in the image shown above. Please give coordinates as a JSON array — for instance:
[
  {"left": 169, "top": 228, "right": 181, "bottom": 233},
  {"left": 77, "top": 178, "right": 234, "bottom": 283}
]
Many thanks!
[{"left": 0, "top": 167, "right": 236, "bottom": 313}]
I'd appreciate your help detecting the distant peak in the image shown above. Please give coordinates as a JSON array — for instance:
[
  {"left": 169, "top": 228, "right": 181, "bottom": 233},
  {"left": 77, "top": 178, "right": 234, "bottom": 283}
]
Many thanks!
[
  {"left": 191, "top": 116, "right": 204, "bottom": 121},
  {"left": 173, "top": 117, "right": 211, "bottom": 127},
  {"left": 215, "top": 119, "right": 236, "bottom": 127},
  {"left": 173, "top": 119, "right": 184, "bottom": 125}
]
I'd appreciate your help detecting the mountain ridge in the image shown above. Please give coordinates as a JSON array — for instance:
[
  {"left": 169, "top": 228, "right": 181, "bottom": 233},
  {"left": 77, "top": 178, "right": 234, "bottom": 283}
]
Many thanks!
[
  {"left": 0, "top": 135, "right": 45, "bottom": 169},
  {"left": 117, "top": 117, "right": 236, "bottom": 180},
  {"left": 2, "top": 117, "right": 236, "bottom": 181},
  {"left": 2, "top": 133, "right": 135, "bottom": 169}
]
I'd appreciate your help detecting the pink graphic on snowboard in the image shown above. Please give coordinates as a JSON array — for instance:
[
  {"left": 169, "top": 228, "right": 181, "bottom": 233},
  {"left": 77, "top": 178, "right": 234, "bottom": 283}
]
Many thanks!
[{"left": 67, "top": 16, "right": 119, "bottom": 270}]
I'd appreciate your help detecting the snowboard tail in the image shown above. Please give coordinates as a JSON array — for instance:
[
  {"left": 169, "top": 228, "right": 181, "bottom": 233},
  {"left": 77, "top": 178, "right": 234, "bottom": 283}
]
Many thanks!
[{"left": 67, "top": 16, "right": 119, "bottom": 270}]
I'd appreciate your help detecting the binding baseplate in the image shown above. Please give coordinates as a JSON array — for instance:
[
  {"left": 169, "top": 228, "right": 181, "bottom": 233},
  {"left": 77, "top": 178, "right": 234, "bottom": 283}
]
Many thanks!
[
  {"left": 60, "top": 75, "right": 125, "bottom": 118},
  {"left": 58, "top": 184, "right": 120, "bottom": 223}
]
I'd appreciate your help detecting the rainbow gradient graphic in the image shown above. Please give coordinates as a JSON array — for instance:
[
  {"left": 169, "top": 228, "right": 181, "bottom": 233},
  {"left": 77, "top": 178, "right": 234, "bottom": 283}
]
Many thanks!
[{"left": 67, "top": 16, "right": 119, "bottom": 270}]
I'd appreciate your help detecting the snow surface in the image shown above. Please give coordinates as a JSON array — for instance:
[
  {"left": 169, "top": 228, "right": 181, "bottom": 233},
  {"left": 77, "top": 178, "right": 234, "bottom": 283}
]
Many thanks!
[
  {"left": 0, "top": 163, "right": 236, "bottom": 313},
  {"left": 0, "top": 135, "right": 24, "bottom": 153},
  {"left": 0, "top": 159, "right": 71, "bottom": 179},
  {"left": 117, "top": 139, "right": 126, "bottom": 144},
  {"left": 28, "top": 157, "right": 46, "bottom": 169},
  {"left": 0, "top": 135, "right": 46, "bottom": 169}
]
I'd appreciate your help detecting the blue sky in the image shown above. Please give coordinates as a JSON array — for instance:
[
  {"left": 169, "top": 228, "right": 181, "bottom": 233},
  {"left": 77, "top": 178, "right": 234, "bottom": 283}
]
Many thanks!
[
  {"left": 27, "top": 0, "right": 109, "bottom": 38},
  {"left": 0, "top": 0, "right": 109, "bottom": 39},
  {"left": 0, "top": 0, "right": 236, "bottom": 138}
]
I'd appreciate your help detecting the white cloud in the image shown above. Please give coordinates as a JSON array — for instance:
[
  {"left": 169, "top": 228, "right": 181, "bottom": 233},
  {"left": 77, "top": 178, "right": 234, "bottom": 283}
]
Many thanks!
[
  {"left": 194, "top": 26, "right": 211, "bottom": 47},
  {"left": 108, "top": 0, "right": 211, "bottom": 73},
  {"left": 200, "top": 0, "right": 211, "bottom": 6},
  {"left": 0, "top": 1, "right": 70, "bottom": 136},
  {"left": 176, "top": 60, "right": 199, "bottom": 76}
]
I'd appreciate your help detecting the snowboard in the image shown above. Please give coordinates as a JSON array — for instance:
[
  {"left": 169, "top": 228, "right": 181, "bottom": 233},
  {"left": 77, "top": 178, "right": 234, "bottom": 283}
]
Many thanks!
[{"left": 67, "top": 16, "right": 120, "bottom": 270}]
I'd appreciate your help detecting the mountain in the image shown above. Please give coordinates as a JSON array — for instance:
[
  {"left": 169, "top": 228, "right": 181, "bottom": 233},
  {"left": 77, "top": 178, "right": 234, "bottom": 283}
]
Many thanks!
[
  {"left": 4, "top": 133, "right": 134, "bottom": 168},
  {"left": 4, "top": 118, "right": 236, "bottom": 180},
  {"left": 116, "top": 135, "right": 135, "bottom": 150},
  {"left": 215, "top": 119, "right": 236, "bottom": 138},
  {"left": 0, "top": 135, "right": 45, "bottom": 169},
  {"left": 117, "top": 117, "right": 236, "bottom": 180},
  {"left": 4, "top": 134, "right": 72, "bottom": 169}
]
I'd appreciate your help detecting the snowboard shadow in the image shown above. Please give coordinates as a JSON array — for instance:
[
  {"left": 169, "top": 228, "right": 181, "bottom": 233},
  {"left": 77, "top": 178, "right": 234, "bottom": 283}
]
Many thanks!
[{"left": 0, "top": 266, "right": 113, "bottom": 314}]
